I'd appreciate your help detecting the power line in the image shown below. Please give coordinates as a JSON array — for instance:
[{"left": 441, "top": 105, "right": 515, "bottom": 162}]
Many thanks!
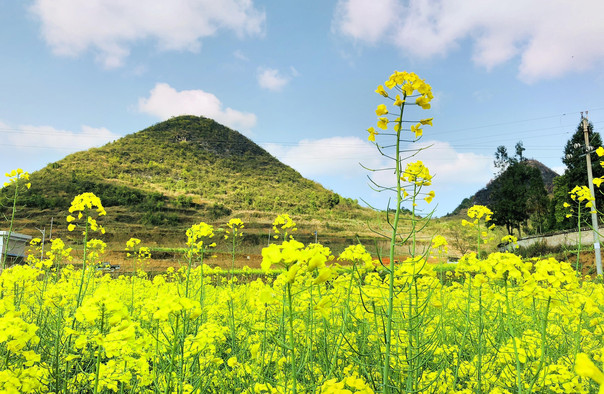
[{"left": 1, "top": 110, "right": 603, "bottom": 156}]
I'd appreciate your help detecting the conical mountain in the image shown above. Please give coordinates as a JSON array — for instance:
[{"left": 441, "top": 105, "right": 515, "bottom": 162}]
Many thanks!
[{"left": 11, "top": 116, "right": 357, "bottom": 228}]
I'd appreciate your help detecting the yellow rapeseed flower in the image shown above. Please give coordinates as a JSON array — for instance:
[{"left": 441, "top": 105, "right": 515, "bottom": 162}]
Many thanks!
[
  {"left": 401, "top": 161, "right": 432, "bottom": 187},
  {"left": 467, "top": 205, "right": 493, "bottom": 220},
  {"left": 425, "top": 190, "right": 435, "bottom": 203},
  {"left": 575, "top": 353, "right": 604, "bottom": 393},
  {"left": 416, "top": 96, "right": 431, "bottom": 109},
  {"left": 375, "top": 85, "right": 388, "bottom": 97},
  {"left": 410, "top": 123, "right": 423, "bottom": 138},
  {"left": 367, "top": 127, "right": 378, "bottom": 142},
  {"left": 375, "top": 104, "right": 388, "bottom": 116},
  {"left": 393, "top": 94, "right": 405, "bottom": 107}
]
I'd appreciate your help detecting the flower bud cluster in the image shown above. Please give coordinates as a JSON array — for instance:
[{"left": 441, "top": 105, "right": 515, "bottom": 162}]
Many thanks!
[
  {"left": 225, "top": 218, "right": 244, "bottom": 240},
  {"left": 67, "top": 192, "right": 106, "bottom": 234},
  {"left": 368, "top": 71, "right": 433, "bottom": 142},
  {"left": 186, "top": 222, "right": 216, "bottom": 256},
  {"left": 261, "top": 238, "right": 336, "bottom": 285},
  {"left": 3, "top": 168, "right": 31, "bottom": 189}
]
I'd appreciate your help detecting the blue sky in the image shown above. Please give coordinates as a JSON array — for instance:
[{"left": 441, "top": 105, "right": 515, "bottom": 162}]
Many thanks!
[{"left": 2, "top": 0, "right": 604, "bottom": 217}]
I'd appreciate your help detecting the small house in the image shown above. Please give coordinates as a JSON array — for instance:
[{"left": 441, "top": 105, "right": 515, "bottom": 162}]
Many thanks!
[{"left": 0, "top": 231, "right": 32, "bottom": 265}]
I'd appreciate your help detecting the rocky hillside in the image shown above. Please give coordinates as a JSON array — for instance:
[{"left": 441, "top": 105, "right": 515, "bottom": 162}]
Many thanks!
[{"left": 448, "top": 159, "right": 559, "bottom": 216}]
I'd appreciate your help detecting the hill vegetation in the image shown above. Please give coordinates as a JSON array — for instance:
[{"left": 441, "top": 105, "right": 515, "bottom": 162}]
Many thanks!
[
  {"left": 15, "top": 116, "right": 353, "bottom": 217},
  {"left": 1, "top": 115, "right": 506, "bottom": 265},
  {"left": 448, "top": 159, "right": 559, "bottom": 217},
  {"left": 1, "top": 116, "right": 391, "bottom": 255}
]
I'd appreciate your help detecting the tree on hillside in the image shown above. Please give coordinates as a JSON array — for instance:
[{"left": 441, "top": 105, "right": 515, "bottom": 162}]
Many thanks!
[
  {"left": 547, "top": 176, "right": 573, "bottom": 231},
  {"left": 562, "top": 120, "right": 604, "bottom": 189},
  {"left": 489, "top": 142, "right": 548, "bottom": 236},
  {"left": 549, "top": 120, "right": 604, "bottom": 230},
  {"left": 494, "top": 145, "right": 510, "bottom": 176}
]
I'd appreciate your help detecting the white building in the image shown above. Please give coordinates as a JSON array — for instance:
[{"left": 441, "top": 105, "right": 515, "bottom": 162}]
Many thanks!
[{"left": 0, "top": 231, "right": 32, "bottom": 264}]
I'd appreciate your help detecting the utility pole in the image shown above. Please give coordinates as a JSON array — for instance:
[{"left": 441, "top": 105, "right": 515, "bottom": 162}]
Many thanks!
[{"left": 582, "top": 111, "right": 603, "bottom": 275}]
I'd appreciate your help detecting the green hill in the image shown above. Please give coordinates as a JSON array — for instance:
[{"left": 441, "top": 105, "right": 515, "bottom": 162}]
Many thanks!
[
  {"left": 2, "top": 116, "right": 378, "bottom": 248},
  {"left": 447, "top": 159, "right": 559, "bottom": 217}
]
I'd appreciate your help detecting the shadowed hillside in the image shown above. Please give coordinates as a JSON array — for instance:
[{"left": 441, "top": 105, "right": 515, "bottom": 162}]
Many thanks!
[{"left": 447, "top": 159, "right": 559, "bottom": 217}]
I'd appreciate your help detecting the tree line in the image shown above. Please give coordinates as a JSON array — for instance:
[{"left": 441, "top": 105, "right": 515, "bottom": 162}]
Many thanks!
[{"left": 488, "top": 120, "right": 604, "bottom": 236}]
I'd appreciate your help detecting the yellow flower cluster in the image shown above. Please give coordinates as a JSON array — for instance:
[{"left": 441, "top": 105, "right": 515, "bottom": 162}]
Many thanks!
[
  {"left": 338, "top": 244, "right": 376, "bottom": 272},
  {"left": 431, "top": 235, "right": 449, "bottom": 257},
  {"left": 467, "top": 204, "right": 493, "bottom": 221},
  {"left": 3, "top": 168, "right": 31, "bottom": 189},
  {"left": 225, "top": 218, "right": 244, "bottom": 240},
  {"left": 401, "top": 160, "right": 432, "bottom": 187},
  {"left": 5, "top": 101, "right": 604, "bottom": 392},
  {"left": 575, "top": 353, "right": 604, "bottom": 392},
  {"left": 125, "top": 237, "right": 151, "bottom": 274},
  {"left": 594, "top": 147, "right": 604, "bottom": 187},
  {"left": 66, "top": 192, "right": 106, "bottom": 233},
  {"left": 272, "top": 213, "right": 297, "bottom": 239},
  {"left": 501, "top": 234, "right": 519, "bottom": 249},
  {"left": 186, "top": 222, "right": 216, "bottom": 255},
  {"left": 261, "top": 239, "right": 335, "bottom": 285},
  {"left": 1, "top": 221, "right": 604, "bottom": 392},
  {"left": 377, "top": 71, "right": 434, "bottom": 107},
  {"left": 565, "top": 185, "right": 596, "bottom": 219},
  {"left": 570, "top": 185, "right": 595, "bottom": 207},
  {"left": 368, "top": 71, "right": 433, "bottom": 141},
  {"left": 319, "top": 374, "right": 374, "bottom": 393}
]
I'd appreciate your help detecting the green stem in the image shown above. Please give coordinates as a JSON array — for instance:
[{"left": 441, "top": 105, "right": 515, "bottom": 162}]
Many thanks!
[
  {"left": 504, "top": 279, "right": 523, "bottom": 394},
  {"left": 383, "top": 95, "right": 406, "bottom": 394},
  {"left": 287, "top": 282, "right": 297, "bottom": 394},
  {"left": 230, "top": 234, "right": 236, "bottom": 288},
  {"left": 477, "top": 221, "right": 481, "bottom": 257},
  {"left": 93, "top": 305, "right": 106, "bottom": 394},
  {"left": 477, "top": 284, "right": 483, "bottom": 394},
  {"left": 2, "top": 182, "right": 19, "bottom": 270},
  {"left": 527, "top": 296, "right": 551, "bottom": 392},
  {"left": 576, "top": 205, "right": 582, "bottom": 271},
  {"left": 75, "top": 211, "right": 90, "bottom": 308}
]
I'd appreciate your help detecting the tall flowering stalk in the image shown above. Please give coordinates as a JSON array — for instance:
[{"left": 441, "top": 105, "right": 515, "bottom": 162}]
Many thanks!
[
  {"left": 1, "top": 169, "right": 31, "bottom": 270},
  {"left": 66, "top": 192, "right": 106, "bottom": 308},
  {"left": 185, "top": 222, "right": 215, "bottom": 302},
  {"left": 125, "top": 238, "right": 151, "bottom": 312},
  {"left": 365, "top": 71, "right": 434, "bottom": 393},
  {"left": 225, "top": 218, "right": 244, "bottom": 286},
  {"left": 565, "top": 186, "right": 595, "bottom": 270},
  {"left": 224, "top": 218, "right": 244, "bottom": 351},
  {"left": 461, "top": 205, "right": 495, "bottom": 257}
]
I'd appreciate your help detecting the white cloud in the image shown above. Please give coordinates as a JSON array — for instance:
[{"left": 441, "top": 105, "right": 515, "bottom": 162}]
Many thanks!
[
  {"left": 333, "top": 0, "right": 604, "bottom": 82},
  {"left": 233, "top": 49, "right": 249, "bottom": 61},
  {"left": 332, "top": 0, "right": 400, "bottom": 44},
  {"left": 2, "top": 122, "right": 119, "bottom": 151},
  {"left": 262, "top": 136, "right": 384, "bottom": 177},
  {"left": 263, "top": 137, "right": 492, "bottom": 186},
  {"left": 551, "top": 165, "right": 566, "bottom": 176},
  {"left": 414, "top": 140, "right": 494, "bottom": 185},
  {"left": 138, "top": 83, "right": 257, "bottom": 131},
  {"left": 29, "top": 0, "right": 266, "bottom": 68},
  {"left": 262, "top": 137, "right": 494, "bottom": 215},
  {"left": 257, "top": 68, "right": 291, "bottom": 91}
]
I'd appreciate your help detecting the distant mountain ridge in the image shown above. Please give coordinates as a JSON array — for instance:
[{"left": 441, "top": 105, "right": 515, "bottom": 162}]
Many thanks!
[{"left": 448, "top": 159, "right": 559, "bottom": 216}]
